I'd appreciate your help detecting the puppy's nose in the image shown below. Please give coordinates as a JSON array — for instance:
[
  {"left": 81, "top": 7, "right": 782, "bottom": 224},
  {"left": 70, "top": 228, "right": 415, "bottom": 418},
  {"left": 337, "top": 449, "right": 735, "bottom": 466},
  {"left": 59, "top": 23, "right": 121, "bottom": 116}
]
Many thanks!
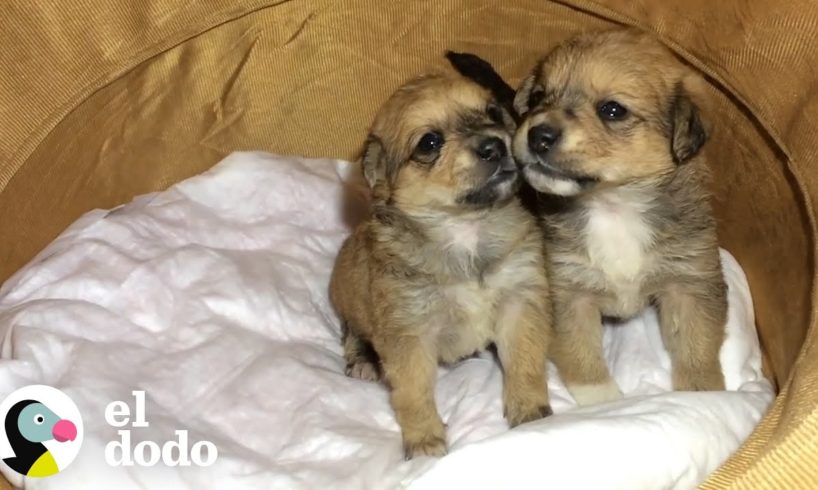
[
  {"left": 475, "top": 137, "right": 507, "bottom": 163},
  {"left": 528, "top": 125, "right": 562, "bottom": 155}
]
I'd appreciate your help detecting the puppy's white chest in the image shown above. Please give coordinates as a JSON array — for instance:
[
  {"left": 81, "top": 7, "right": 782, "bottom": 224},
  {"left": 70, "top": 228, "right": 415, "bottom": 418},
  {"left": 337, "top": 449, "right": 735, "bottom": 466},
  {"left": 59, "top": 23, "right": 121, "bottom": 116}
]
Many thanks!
[
  {"left": 584, "top": 199, "right": 653, "bottom": 286},
  {"left": 444, "top": 282, "right": 491, "bottom": 320},
  {"left": 442, "top": 219, "right": 481, "bottom": 255},
  {"left": 436, "top": 282, "right": 496, "bottom": 361}
]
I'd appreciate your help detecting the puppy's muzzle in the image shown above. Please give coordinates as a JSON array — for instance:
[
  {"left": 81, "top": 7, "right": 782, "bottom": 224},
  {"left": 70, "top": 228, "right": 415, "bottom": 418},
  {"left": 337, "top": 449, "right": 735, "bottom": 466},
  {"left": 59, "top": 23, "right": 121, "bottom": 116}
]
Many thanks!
[
  {"left": 522, "top": 123, "right": 581, "bottom": 180},
  {"left": 514, "top": 121, "right": 595, "bottom": 196},
  {"left": 476, "top": 136, "right": 507, "bottom": 163},
  {"left": 459, "top": 134, "right": 519, "bottom": 206},
  {"left": 527, "top": 124, "right": 562, "bottom": 156},
  {"left": 474, "top": 135, "right": 516, "bottom": 178}
]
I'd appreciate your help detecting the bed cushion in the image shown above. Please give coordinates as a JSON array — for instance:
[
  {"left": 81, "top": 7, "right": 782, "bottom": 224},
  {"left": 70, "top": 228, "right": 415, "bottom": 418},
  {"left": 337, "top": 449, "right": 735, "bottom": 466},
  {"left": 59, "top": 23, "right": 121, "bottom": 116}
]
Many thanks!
[{"left": 0, "top": 152, "right": 773, "bottom": 489}]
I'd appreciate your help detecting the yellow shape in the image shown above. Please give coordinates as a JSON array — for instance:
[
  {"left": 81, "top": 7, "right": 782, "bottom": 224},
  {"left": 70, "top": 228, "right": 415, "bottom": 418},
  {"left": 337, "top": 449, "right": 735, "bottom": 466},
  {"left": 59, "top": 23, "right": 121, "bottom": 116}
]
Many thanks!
[{"left": 27, "top": 451, "right": 59, "bottom": 478}]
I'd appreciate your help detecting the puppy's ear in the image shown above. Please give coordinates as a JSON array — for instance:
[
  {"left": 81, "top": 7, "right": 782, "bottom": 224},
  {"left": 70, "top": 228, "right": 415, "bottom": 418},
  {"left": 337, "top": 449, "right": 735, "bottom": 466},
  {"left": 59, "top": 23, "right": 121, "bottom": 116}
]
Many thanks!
[
  {"left": 445, "top": 51, "right": 518, "bottom": 122},
  {"left": 361, "top": 135, "right": 387, "bottom": 188},
  {"left": 669, "top": 89, "right": 707, "bottom": 164},
  {"left": 513, "top": 75, "right": 536, "bottom": 116}
]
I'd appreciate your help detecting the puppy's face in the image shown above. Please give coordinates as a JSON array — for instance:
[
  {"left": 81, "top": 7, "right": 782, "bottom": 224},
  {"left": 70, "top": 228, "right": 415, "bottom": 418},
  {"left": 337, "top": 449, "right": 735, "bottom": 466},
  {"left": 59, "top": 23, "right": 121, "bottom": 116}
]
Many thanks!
[
  {"left": 512, "top": 29, "right": 707, "bottom": 196},
  {"left": 362, "top": 74, "right": 518, "bottom": 211}
]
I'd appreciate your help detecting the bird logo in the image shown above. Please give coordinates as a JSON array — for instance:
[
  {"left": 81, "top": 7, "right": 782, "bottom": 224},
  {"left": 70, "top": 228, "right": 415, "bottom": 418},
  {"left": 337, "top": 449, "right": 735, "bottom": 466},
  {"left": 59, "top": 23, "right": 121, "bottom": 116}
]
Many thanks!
[{"left": 0, "top": 385, "right": 83, "bottom": 478}]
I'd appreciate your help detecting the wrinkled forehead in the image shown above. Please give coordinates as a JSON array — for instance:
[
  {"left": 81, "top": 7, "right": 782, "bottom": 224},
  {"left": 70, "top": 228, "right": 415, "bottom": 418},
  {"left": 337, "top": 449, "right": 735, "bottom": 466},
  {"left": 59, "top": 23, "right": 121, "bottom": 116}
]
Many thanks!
[
  {"left": 374, "top": 77, "right": 492, "bottom": 139},
  {"left": 539, "top": 40, "right": 682, "bottom": 105}
]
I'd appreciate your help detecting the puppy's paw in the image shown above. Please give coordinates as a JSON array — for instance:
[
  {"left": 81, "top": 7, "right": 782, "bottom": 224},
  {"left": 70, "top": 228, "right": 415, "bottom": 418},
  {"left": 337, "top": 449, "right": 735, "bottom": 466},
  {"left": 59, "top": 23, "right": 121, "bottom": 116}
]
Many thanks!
[
  {"left": 673, "top": 367, "right": 725, "bottom": 391},
  {"left": 345, "top": 359, "right": 380, "bottom": 381},
  {"left": 505, "top": 402, "right": 553, "bottom": 427},
  {"left": 503, "top": 386, "right": 552, "bottom": 427},
  {"left": 567, "top": 379, "right": 623, "bottom": 406},
  {"left": 404, "top": 434, "right": 448, "bottom": 460}
]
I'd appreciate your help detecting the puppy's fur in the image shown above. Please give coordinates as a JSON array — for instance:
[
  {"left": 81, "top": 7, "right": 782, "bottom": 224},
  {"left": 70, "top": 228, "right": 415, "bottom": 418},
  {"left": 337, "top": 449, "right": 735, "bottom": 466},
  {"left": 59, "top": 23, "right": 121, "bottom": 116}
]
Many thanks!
[
  {"left": 512, "top": 29, "right": 727, "bottom": 405},
  {"left": 330, "top": 73, "right": 552, "bottom": 458}
]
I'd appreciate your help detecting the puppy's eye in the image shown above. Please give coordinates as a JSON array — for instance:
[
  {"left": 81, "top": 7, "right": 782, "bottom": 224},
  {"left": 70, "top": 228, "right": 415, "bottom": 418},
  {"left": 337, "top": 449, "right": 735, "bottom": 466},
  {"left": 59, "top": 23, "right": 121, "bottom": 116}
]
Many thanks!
[
  {"left": 416, "top": 131, "right": 444, "bottom": 154},
  {"left": 597, "top": 100, "right": 629, "bottom": 121},
  {"left": 528, "top": 90, "right": 545, "bottom": 108},
  {"left": 412, "top": 131, "right": 444, "bottom": 164}
]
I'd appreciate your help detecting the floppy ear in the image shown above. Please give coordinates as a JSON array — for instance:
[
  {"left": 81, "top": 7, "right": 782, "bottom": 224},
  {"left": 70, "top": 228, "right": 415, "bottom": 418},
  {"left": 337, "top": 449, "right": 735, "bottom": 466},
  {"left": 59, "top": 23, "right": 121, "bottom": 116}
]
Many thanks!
[
  {"left": 669, "top": 91, "right": 707, "bottom": 164},
  {"left": 445, "top": 51, "right": 519, "bottom": 123},
  {"left": 361, "top": 135, "right": 387, "bottom": 188},
  {"left": 513, "top": 74, "right": 536, "bottom": 116}
]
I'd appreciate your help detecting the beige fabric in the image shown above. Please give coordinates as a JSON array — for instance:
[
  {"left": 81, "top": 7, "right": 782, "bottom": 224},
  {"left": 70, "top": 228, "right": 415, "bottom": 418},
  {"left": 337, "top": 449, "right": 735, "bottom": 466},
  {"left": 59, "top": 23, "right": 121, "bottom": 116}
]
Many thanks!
[{"left": 0, "top": 0, "right": 815, "bottom": 487}]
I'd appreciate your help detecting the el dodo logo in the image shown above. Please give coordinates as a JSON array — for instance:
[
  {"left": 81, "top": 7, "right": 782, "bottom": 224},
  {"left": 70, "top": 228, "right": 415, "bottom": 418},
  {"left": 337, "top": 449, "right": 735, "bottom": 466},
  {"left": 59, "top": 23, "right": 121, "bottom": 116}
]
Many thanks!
[
  {"left": 104, "top": 391, "right": 217, "bottom": 467},
  {"left": 0, "top": 385, "right": 82, "bottom": 478}
]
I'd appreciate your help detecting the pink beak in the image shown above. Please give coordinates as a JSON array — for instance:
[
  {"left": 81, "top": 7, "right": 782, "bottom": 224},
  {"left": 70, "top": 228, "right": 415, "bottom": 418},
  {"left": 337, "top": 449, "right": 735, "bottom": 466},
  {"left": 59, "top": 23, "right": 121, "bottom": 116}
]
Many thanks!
[{"left": 52, "top": 419, "right": 77, "bottom": 442}]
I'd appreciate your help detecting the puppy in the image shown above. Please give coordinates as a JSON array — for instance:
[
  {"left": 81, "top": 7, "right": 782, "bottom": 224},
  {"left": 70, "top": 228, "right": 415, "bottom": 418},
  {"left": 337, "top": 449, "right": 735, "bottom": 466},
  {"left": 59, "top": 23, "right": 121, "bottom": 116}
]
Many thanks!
[
  {"left": 330, "top": 72, "right": 552, "bottom": 459},
  {"left": 511, "top": 29, "right": 727, "bottom": 405}
]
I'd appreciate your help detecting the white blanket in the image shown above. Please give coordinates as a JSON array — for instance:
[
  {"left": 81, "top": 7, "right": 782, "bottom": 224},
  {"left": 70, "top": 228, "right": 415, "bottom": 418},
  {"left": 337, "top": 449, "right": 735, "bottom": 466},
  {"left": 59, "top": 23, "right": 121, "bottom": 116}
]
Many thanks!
[{"left": 0, "top": 152, "right": 773, "bottom": 489}]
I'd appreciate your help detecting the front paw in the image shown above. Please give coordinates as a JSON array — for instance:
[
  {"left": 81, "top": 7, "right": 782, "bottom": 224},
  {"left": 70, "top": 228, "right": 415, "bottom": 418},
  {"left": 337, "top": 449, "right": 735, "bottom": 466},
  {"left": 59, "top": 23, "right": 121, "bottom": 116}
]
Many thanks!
[
  {"left": 567, "top": 379, "right": 623, "bottom": 406},
  {"left": 505, "top": 402, "right": 553, "bottom": 427},
  {"left": 345, "top": 359, "right": 380, "bottom": 381},
  {"left": 404, "top": 433, "right": 448, "bottom": 459},
  {"left": 673, "top": 366, "right": 725, "bottom": 391},
  {"left": 504, "top": 385, "right": 553, "bottom": 427}
]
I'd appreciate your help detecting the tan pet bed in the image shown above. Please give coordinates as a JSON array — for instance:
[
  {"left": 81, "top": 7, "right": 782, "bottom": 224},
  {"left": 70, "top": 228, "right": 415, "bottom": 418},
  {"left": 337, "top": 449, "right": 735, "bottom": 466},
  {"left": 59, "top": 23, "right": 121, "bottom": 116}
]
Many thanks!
[{"left": 0, "top": 1, "right": 816, "bottom": 488}]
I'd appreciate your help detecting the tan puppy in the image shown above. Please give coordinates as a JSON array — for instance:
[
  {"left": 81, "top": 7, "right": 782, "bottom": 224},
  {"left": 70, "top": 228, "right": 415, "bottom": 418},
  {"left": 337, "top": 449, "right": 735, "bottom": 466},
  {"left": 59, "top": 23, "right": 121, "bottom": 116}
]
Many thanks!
[
  {"left": 511, "top": 29, "right": 727, "bottom": 405},
  {"left": 330, "top": 73, "right": 552, "bottom": 459}
]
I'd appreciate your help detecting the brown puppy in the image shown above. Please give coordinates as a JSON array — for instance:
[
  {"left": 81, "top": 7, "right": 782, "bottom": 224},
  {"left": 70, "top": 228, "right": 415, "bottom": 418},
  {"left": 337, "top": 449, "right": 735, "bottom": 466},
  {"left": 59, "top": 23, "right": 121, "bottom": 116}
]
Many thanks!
[
  {"left": 512, "top": 29, "right": 727, "bottom": 405},
  {"left": 330, "top": 73, "right": 552, "bottom": 459}
]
